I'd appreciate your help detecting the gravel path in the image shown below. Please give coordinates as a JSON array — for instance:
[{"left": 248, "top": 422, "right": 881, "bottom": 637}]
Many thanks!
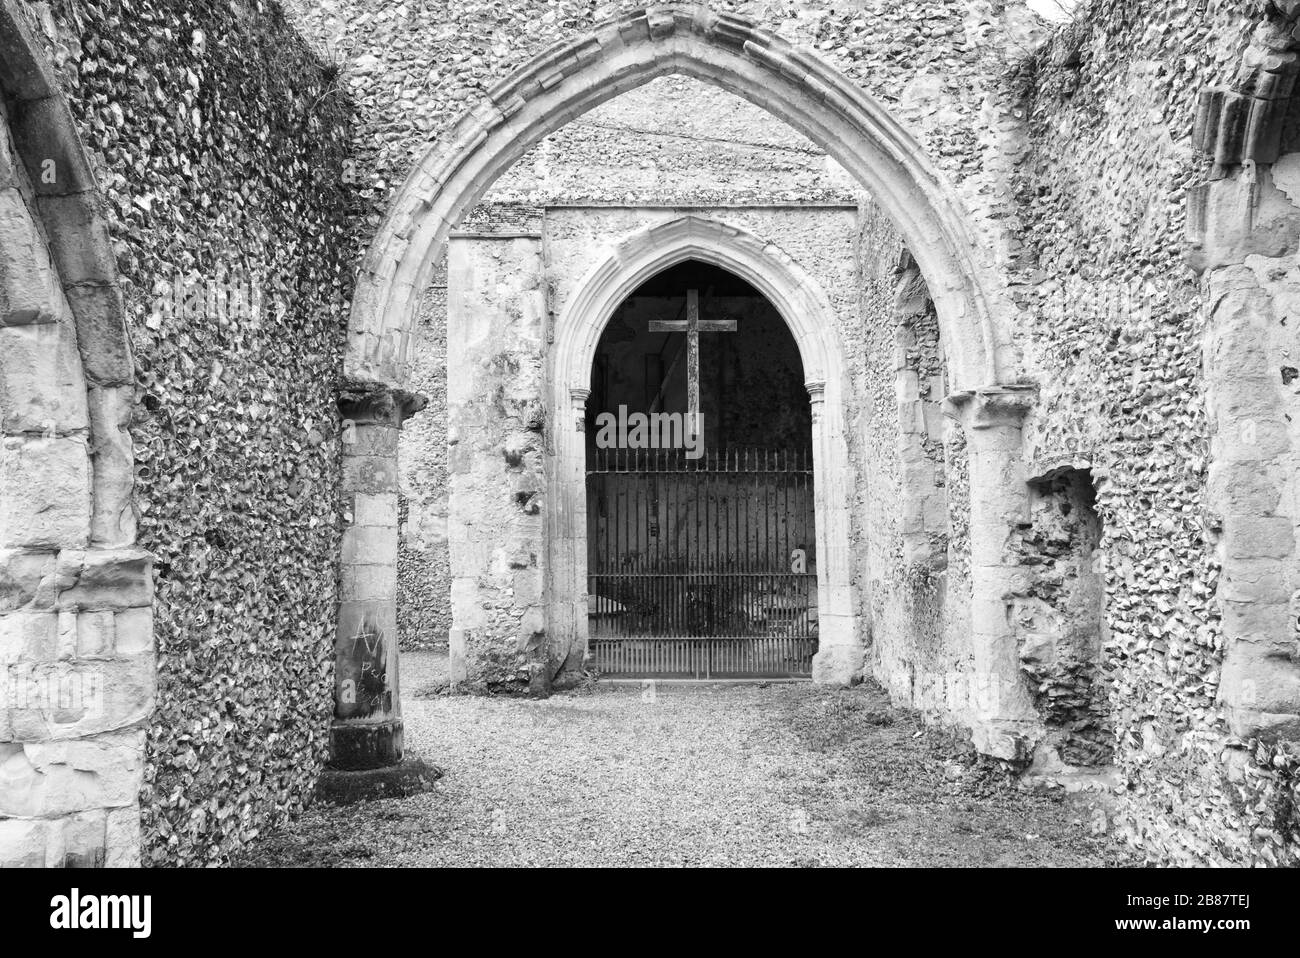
[{"left": 236, "top": 652, "right": 1128, "bottom": 867}]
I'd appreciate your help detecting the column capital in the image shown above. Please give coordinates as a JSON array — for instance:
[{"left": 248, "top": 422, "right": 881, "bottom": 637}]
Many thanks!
[
  {"left": 943, "top": 384, "right": 1037, "bottom": 430},
  {"left": 806, "top": 380, "right": 827, "bottom": 403},
  {"left": 570, "top": 388, "right": 592, "bottom": 432},
  {"left": 338, "top": 380, "right": 428, "bottom": 427}
]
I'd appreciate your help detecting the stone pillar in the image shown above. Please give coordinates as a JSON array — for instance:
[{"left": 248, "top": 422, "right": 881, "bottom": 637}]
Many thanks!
[
  {"left": 945, "top": 386, "right": 1040, "bottom": 761},
  {"left": 1203, "top": 261, "right": 1300, "bottom": 738},
  {"left": 444, "top": 234, "right": 548, "bottom": 688},
  {"left": 332, "top": 383, "right": 425, "bottom": 770},
  {"left": 808, "top": 379, "right": 862, "bottom": 685},
  {"left": 545, "top": 387, "right": 590, "bottom": 674}
]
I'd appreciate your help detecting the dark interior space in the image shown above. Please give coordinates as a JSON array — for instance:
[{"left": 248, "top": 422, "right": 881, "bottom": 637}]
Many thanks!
[{"left": 586, "top": 260, "right": 810, "bottom": 457}]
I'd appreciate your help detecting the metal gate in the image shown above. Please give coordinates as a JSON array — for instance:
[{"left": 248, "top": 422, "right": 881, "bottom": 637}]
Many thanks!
[{"left": 586, "top": 447, "right": 818, "bottom": 678}]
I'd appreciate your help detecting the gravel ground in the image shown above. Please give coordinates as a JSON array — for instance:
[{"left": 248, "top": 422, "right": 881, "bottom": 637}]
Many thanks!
[{"left": 235, "top": 652, "right": 1131, "bottom": 867}]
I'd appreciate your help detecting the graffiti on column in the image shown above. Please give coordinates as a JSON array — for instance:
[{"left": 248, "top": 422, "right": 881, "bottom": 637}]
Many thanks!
[{"left": 337, "top": 616, "right": 391, "bottom": 718}]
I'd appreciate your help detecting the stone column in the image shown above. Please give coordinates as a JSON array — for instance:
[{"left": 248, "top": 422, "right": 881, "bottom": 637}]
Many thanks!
[
  {"left": 444, "top": 234, "right": 548, "bottom": 687},
  {"left": 1203, "top": 261, "right": 1300, "bottom": 738},
  {"left": 945, "top": 386, "right": 1040, "bottom": 761},
  {"left": 549, "top": 387, "right": 591, "bottom": 673},
  {"left": 332, "top": 383, "right": 425, "bottom": 770},
  {"left": 807, "top": 379, "right": 862, "bottom": 685},
  {"left": 1188, "top": 139, "right": 1300, "bottom": 740}
]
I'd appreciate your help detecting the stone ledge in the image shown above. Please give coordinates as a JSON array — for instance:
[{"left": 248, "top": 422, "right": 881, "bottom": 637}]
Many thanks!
[{"left": 312, "top": 757, "right": 443, "bottom": 807}]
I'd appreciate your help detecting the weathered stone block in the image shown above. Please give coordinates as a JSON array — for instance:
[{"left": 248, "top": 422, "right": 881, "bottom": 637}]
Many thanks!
[
  {"left": 1221, "top": 600, "right": 1294, "bottom": 653},
  {"left": 56, "top": 548, "right": 152, "bottom": 611},
  {"left": 76, "top": 610, "right": 114, "bottom": 658},
  {"left": 104, "top": 805, "right": 140, "bottom": 867},
  {"left": 87, "top": 386, "right": 137, "bottom": 547},
  {"left": 0, "top": 610, "right": 57, "bottom": 664},
  {"left": 61, "top": 284, "right": 132, "bottom": 386},
  {"left": 895, "top": 369, "right": 919, "bottom": 402},
  {"left": 0, "top": 729, "right": 144, "bottom": 817},
  {"left": 1224, "top": 515, "right": 1294, "bottom": 560},
  {"left": 34, "top": 193, "right": 117, "bottom": 285},
  {"left": 922, "top": 492, "right": 949, "bottom": 531},
  {"left": 0, "top": 549, "right": 55, "bottom": 612},
  {"left": 341, "top": 563, "right": 396, "bottom": 602},
  {"left": 353, "top": 492, "right": 398, "bottom": 528},
  {"left": 811, "top": 642, "right": 864, "bottom": 686},
  {"left": 0, "top": 815, "right": 48, "bottom": 867},
  {"left": 922, "top": 402, "right": 945, "bottom": 439},
  {"left": 8, "top": 95, "right": 97, "bottom": 196},
  {"left": 1221, "top": 642, "right": 1300, "bottom": 739},
  {"left": 1208, "top": 460, "right": 1283, "bottom": 514},
  {"left": 112, "top": 607, "right": 152, "bottom": 656},
  {"left": 901, "top": 457, "right": 935, "bottom": 488},
  {"left": 0, "top": 106, "right": 16, "bottom": 191},
  {"left": 1219, "top": 559, "right": 1286, "bottom": 603},
  {"left": 6, "top": 655, "right": 153, "bottom": 740},
  {"left": 897, "top": 400, "right": 924, "bottom": 433},
  {"left": 0, "top": 436, "right": 90, "bottom": 550},
  {"left": 0, "top": 187, "right": 61, "bottom": 327},
  {"left": 56, "top": 607, "right": 76, "bottom": 660},
  {"left": 61, "top": 808, "right": 108, "bottom": 867},
  {"left": 1192, "top": 172, "right": 1300, "bottom": 270},
  {"left": 0, "top": 320, "right": 89, "bottom": 434},
  {"left": 341, "top": 524, "right": 398, "bottom": 567},
  {"left": 450, "top": 577, "right": 488, "bottom": 629},
  {"left": 341, "top": 452, "right": 398, "bottom": 493},
  {"left": 342, "top": 422, "right": 400, "bottom": 459}
]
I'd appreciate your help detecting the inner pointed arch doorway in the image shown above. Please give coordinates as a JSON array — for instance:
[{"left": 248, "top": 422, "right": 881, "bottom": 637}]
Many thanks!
[{"left": 584, "top": 260, "right": 818, "bottom": 678}]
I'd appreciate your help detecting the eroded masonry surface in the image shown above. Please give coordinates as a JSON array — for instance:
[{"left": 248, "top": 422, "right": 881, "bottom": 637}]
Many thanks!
[{"left": 0, "top": 0, "right": 1298, "bottom": 867}]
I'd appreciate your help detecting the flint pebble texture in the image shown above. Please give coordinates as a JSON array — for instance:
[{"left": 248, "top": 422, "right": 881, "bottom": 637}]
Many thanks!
[{"left": 1, "top": 0, "right": 1296, "bottom": 868}]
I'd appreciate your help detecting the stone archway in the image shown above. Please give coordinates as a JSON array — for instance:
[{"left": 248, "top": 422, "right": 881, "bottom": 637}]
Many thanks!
[
  {"left": 345, "top": 4, "right": 1009, "bottom": 393},
  {"left": 0, "top": 0, "right": 152, "bottom": 868},
  {"left": 341, "top": 3, "right": 1037, "bottom": 764},
  {"left": 546, "top": 215, "right": 858, "bottom": 683}
]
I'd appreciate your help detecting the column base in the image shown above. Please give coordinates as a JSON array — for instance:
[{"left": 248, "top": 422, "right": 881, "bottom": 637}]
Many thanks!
[
  {"left": 314, "top": 757, "right": 442, "bottom": 806},
  {"left": 971, "top": 719, "right": 1038, "bottom": 763},
  {"left": 811, "top": 643, "right": 864, "bottom": 686},
  {"left": 328, "top": 719, "right": 403, "bottom": 771}
]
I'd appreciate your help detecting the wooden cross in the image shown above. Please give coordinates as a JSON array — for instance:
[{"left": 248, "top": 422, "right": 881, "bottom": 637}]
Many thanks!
[{"left": 648, "top": 289, "right": 736, "bottom": 434}]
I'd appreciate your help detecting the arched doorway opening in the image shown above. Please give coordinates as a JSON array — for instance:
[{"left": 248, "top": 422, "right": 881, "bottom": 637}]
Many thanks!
[
  {"left": 584, "top": 260, "right": 816, "bottom": 678},
  {"left": 342, "top": 4, "right": 1034, "bottom": 767}
]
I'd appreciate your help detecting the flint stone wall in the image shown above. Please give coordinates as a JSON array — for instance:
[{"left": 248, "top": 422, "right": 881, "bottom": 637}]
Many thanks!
[
  {"left": 14, "top": 0, "right": 357, "bottom": 867},
  {"left": 1018, "top": 0, "right": 1297, "bottom": 864}
]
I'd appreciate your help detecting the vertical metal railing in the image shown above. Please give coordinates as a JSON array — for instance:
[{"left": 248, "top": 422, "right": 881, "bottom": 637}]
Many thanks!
[{"left": 587, "top": 447, "right": 817, "bottom": 678}]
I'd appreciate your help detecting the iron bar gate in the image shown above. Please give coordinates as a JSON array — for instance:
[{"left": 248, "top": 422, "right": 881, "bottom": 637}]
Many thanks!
[{"left": 586, "top": 447, "right": 818, "bottom": 678}]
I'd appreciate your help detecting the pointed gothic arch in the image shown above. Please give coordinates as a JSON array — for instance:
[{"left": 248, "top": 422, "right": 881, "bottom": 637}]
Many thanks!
[
  {"left": 346, "top": 3, "right": 1010, "bottom": 395},
  {"left": 546, "top": 214, "right": 858, "bottom": 681},
  {"left": 340, "top": 3, "right": 1036, "bottom": 759}
]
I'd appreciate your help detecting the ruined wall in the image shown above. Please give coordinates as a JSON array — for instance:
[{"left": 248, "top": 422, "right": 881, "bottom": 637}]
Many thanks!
[
  {"left": 855, "top": 199, "right": 973, "bottom": 725},
  {"left": 285, "top": 0, "right": 1059, "bottom": 670},
  {"left": 481, "top": 75, "right": 854, "bottom": 208},
  {"left": 1018, "top": 0, "right": 1297, "bottom": 864},
  {"left": 0, "top": 26, "right": 152, "bottom": 866},
  {"left": 396, "top": 270, "right": 450, "bottom": 651},
  {"left": 445, "top": 235, "right": 547, "bottom": 688},
  {"left": 1007, "top": 470, "right": 1111, "bottom": 769},
  {"left": 31, "top": 0, "right": 356, "bottom": 865},
  {"left": 282, "top": 0, "right": 1044, "bottom": 322}
]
